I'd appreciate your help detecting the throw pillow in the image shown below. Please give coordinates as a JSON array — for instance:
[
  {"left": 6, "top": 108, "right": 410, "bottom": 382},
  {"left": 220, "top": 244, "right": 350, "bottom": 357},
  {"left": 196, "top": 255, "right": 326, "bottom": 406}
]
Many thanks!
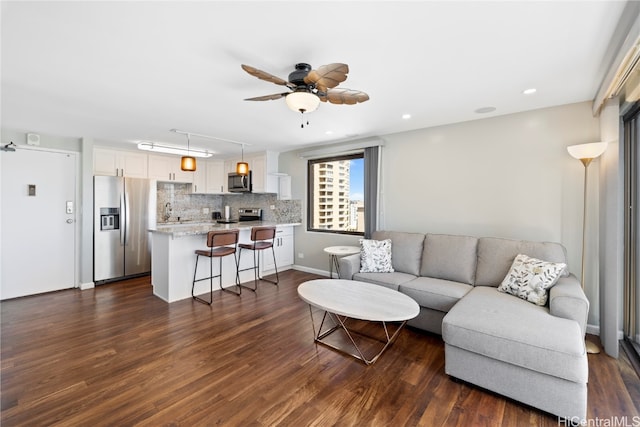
[
  {"left": 498, "top": 253, "right": 566, "bottom": 306},
  {"left": 359, "top": 239, "right": 394, "bottom": 273}
]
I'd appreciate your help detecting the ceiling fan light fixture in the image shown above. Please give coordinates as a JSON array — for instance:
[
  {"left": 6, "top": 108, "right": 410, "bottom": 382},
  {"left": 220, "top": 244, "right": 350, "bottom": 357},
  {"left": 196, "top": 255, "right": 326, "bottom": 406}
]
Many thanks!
[{"left": 286, "top": 91, "right": 320, "bottom": 113}]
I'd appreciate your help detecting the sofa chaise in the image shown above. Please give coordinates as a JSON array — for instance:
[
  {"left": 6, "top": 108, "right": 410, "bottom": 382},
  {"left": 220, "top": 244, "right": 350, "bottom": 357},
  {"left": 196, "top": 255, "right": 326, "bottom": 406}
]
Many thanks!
[{"left": 338, "top": 230, "right": 589, "bottom": 422}]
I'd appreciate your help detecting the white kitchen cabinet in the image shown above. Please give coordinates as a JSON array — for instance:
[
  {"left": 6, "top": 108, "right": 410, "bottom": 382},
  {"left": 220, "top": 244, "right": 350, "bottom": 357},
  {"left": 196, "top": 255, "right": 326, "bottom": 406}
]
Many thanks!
[
  {"left": 249, "top": 154, "right": 266, "bottom": 192},
  {"left": 223, "top": 151, "right": 279, "bottom": 193},
  {"left": 94, "top": 148, "right": 148, "bottom": 178},
  {"left": 191, "top": 162, "right": 207, "bottom": 193},
  {"left": 148, "top": 154, "right": 194, "bottom": 183},
  {"left": 262, "top": 226, "right": 294, "bottom": 274},
  {"left": 206, "top": 160, "right": 225, "bottom": 193},
  {"left": 190, "top": 160, "right": 226, "bottom": 194},
  {"left": 278, "top": 175, "right": 292, "bottom": 200}
]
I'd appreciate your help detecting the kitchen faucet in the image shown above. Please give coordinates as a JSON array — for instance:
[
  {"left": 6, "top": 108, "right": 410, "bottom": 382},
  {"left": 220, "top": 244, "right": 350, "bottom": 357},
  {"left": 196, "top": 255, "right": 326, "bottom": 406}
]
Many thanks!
[{"left": 164, "top": 202, "right": 172, "bottom": 222}]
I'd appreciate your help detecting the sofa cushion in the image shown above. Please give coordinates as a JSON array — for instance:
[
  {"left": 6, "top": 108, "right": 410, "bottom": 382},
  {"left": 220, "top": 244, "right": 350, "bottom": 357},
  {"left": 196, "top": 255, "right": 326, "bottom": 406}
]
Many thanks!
[
  {"left": 372, "top": 231, "right": 425, "bottom": 276},
  {"left": 359, "top": 238, "right": 394, "bottom": 273},
  {"left": 352, "top": 271, "right": 417, "bottom": 291},
  {"left": 475, "top": 237, "right": 569, "bottom": 287},
  {"left": 400, "top": 277, "right": 473, "bottom": 312},
  {"left": 442, "top": 286, "right": 587, "bottom": 384},
  {"left": 420, "top": 234, "right": 478, "bottom": 285},
  {"left": 498, "top": 254, "right": 566, "bottom": 306}
]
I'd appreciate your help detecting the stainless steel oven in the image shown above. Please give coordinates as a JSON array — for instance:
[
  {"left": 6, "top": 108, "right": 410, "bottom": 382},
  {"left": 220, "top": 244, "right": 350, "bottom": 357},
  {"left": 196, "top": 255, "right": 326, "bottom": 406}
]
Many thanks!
[{"left": 238, "top": 208, "right": 262, "bottom": 222}]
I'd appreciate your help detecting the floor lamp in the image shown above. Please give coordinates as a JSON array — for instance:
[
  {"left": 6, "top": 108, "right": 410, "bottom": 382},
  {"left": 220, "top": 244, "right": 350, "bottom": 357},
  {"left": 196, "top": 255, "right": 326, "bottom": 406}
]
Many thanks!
[{"left": 567, "top": 141, "right": 608, "bottom": 355}]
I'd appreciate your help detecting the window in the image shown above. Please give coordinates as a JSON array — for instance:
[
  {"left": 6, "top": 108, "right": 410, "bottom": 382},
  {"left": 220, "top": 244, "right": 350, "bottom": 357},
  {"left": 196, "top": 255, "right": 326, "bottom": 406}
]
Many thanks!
[{"left": 308, "top": 153, "right": 365, "bottom": 235}]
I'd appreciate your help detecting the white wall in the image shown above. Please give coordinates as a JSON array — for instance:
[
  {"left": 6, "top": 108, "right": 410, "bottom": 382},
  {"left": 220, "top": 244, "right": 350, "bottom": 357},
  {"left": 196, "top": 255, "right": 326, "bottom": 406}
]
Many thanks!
[
  {"left": 598, "top": 97, "right": 622, "bottom": 357},
  {"left": 0, "top": 128, "right": 94, "bottom": 287},
  {"left": 280, "top": 101, "right": 602, "bottom": 325}
]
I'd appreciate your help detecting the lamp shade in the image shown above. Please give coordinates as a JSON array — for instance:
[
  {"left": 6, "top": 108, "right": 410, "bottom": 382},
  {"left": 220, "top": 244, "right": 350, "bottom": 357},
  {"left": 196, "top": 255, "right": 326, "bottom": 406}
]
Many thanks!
[
  {"left": 236, "top": 161, "right": 249, "bottom": 175},
  {"left": 567, "top": 142, "right": 608, "bottom": 160},
  {"left": 181, "top": 156, "right": 196, "bottom": 171},
  {"left": 285, "top": 91, "right": 320, "bottom": 113}
]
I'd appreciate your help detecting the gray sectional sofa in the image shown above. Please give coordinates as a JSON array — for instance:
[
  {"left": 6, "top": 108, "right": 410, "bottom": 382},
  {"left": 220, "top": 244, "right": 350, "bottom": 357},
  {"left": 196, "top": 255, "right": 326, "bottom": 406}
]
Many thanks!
[{"left": 338, "top": 230, "right": 589, "bottom": 422}]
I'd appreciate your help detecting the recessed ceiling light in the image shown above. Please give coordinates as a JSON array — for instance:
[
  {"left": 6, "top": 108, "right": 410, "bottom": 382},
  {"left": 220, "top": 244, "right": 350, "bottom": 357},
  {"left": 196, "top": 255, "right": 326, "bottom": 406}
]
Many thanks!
[
  {"left": 474, "top": 106, "right": 496, "bottom": 114},
  {"left": 402, "top": 114, "right": 411, "bottom": 120},
  {"left": 325, "top": 130, "right": 333, "bottom": 135},
  {"left": 522, "top": 88, "right": 537, "bottom": 95}
]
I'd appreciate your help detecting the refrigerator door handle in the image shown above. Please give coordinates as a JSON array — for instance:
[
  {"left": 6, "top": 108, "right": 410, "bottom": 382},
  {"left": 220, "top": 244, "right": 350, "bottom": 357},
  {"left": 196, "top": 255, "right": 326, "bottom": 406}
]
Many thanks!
[
  {"left": 120, "top": 191, "right": 126, "bottom": 246},
  {"left": 123, "top": 189, "right": 130, "bottom": 246}
]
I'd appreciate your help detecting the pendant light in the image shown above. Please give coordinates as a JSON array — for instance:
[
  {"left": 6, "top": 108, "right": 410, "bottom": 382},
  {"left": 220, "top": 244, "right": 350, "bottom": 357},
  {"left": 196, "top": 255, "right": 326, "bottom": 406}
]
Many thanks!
[
  {"left": 180, "top": 133, "right": 196, "bottom": 172},
  {"left": 236, "top": 143, "right": 249, "bottom": 175}
]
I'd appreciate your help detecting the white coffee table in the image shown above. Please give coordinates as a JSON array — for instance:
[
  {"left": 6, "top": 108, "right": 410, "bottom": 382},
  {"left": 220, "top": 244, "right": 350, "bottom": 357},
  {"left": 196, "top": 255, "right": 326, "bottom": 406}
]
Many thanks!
[
  {"left": 323, "top": 246, "right": 360, "bottom": 278},
  {"left": 298, "top": 279, "right": 420, "bottom": 365}
]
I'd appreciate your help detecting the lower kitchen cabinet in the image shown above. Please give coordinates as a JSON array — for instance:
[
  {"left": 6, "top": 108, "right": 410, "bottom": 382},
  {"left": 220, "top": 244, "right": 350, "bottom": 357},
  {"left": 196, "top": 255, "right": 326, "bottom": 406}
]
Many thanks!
[{"left": 261, "top": 226, "right": 294, "bottom": 274}]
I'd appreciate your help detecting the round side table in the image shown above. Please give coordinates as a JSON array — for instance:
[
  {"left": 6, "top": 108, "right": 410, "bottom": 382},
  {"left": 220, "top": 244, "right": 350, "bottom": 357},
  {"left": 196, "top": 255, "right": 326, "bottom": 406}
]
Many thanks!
[{"left": 323, "top": 246, "right": 360, "bottom": 279}]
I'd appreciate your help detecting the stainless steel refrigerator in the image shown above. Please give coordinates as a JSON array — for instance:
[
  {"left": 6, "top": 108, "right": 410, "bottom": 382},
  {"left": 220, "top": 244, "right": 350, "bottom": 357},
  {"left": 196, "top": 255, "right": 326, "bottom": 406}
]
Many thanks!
[{"left": 94, "top": 176, "right": 155, "bottom": 283}]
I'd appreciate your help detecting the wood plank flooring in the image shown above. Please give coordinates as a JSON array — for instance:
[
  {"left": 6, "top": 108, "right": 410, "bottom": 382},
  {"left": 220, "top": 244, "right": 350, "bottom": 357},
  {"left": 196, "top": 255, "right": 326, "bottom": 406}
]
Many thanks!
[{"left": 2, "top": 270, "right": 639, "bottom": 426}]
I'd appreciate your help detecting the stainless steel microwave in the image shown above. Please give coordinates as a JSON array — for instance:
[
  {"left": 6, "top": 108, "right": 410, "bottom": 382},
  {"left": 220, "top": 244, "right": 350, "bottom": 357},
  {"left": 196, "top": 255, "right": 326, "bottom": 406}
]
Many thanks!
[{"left": 228, "top": 171, "right": 252, "bottom": 192}]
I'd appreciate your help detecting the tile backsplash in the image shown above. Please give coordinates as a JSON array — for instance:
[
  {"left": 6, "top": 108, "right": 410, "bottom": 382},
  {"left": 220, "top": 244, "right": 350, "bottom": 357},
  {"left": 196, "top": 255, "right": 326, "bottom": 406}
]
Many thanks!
[{"left": 156, "top": 182, "right": 302, "bottom": 224}]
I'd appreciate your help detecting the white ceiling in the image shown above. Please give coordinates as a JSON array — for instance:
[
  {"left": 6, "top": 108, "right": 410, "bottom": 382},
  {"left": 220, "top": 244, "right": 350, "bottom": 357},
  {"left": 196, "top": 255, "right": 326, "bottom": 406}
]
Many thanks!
[{"left": 0, "top": 1, "right": 628, "bottom": 157}]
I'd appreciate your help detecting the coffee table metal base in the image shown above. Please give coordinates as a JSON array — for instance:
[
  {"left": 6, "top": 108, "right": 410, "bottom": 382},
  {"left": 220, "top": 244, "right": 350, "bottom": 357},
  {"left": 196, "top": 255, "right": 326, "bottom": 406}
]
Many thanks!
[{"left": 308, "top": 306, "right": 407, "bottom": 365}]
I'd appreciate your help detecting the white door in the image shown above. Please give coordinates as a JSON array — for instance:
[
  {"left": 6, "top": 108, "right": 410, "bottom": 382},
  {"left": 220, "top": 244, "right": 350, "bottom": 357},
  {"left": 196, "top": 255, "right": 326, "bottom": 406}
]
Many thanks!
[{"left": 1, "top": 147, "right": 77, "bottom": 299}]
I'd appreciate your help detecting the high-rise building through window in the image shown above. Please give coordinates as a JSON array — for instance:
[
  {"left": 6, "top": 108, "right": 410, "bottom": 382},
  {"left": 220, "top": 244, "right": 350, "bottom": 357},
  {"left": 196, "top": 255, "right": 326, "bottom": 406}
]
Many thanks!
[{"left": 308, "top": 154, "right": 364, "bottom": 234}]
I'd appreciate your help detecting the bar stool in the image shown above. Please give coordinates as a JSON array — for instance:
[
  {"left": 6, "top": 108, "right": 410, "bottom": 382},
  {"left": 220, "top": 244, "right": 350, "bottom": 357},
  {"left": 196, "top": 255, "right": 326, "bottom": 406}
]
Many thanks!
[
  {"left": 192, "top": 229, "right": 241, "bottom": 305},
  {"left": 237, "top": 226, "right": 278, "bottom": 292}
]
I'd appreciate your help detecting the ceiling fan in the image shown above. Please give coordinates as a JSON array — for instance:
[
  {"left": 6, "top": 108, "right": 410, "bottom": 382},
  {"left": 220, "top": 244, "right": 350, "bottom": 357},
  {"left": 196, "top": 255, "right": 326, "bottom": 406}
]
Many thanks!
[{"left": 241, "top": 62, "right": 370, "bottom": 116}]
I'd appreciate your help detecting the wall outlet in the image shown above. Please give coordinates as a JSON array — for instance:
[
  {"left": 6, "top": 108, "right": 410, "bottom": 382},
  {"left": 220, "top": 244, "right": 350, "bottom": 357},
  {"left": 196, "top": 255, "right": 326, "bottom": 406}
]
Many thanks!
[
  {"left": 270, "top": 205, "right": 276, "bottom": 210},
  {"left": 202, "top": 207, "right": 210, "bottom": 214},
  {"left": 298, "top": 252, "right": 304, "bottom": 259}
]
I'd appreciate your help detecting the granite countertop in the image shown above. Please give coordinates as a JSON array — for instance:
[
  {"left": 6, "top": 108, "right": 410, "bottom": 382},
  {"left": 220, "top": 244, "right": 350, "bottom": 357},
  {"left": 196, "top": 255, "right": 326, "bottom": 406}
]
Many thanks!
[{"left": 150, "top": 220, "right": 301, "bottom": 238}]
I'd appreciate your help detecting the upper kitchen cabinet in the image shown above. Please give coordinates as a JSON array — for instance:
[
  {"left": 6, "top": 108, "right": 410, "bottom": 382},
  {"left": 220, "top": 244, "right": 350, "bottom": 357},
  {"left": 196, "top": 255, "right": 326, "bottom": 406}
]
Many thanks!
[
  {"left": 191, "top": 160, "right": 226, "bottom": 194},
  {"left": 278, "top": 175, "right": 292, "bottom": 200},
  {"left": 148, "top": 154, "right": 194, "bottom": 183},
  {"left": 206, "top": 160, "right": 226, "bottom": 193},
  {"left": 191, "top": 161, "right": 206, "bottom": 193},
  {"left": 94, "top": 148, "right": 148, "bottom": 178},
  {"left": 223, "top": 151, "right": 279, "bottom": 193}
]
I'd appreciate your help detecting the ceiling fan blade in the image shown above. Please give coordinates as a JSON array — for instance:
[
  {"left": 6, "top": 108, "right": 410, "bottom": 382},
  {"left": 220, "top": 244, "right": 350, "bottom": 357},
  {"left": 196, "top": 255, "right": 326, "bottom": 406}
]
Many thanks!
[
  {"left": 319, "top": 88, "right": 370, "bottom": 105},
  {"left": 241, "top": 64, "right": 293, "bottom": 88},
  {"left": 304, "top": 63, "right": 349, "bottom": 92},
  {"left": 244, "top": 93, "right": 288, "bottom": 101}
]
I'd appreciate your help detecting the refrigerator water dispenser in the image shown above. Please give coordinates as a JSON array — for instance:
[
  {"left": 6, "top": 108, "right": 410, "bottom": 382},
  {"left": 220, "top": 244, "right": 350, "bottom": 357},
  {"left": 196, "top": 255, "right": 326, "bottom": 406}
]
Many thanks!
[{"left": 100, "top": 207, "right": 120, "bottom": 230}]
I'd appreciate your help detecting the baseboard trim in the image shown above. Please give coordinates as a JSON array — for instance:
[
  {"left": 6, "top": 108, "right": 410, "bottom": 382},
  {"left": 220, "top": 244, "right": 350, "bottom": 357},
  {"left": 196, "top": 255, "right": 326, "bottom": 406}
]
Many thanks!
[
  {"left": 79, "top": 282, "right": 95, "bottom": 290},
  {"left": 292, "top": 265, "right": 330, "bottom": 277},
  {"left": 585, "top": 324, "right": 626, "bottom": 340}
]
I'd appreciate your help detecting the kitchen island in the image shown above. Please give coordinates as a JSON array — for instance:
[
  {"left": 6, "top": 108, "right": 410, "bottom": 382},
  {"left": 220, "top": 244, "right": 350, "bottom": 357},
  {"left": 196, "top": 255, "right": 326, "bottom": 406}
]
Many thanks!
[{"left": 150, "top": 221, "right": 299, "bottom": 303}]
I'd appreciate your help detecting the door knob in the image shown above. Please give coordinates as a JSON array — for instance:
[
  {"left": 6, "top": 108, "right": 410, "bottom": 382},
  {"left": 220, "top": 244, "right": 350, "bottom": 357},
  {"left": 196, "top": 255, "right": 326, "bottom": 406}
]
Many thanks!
[{"left": 66, "top": 219, "right": 74, "bottom": 224}]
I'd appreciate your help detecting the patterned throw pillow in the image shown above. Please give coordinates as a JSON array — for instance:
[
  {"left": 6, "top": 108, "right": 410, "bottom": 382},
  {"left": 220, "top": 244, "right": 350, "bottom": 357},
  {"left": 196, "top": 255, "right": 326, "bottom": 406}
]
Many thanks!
[
  {"left": 498, "top": 254, "right": 566, "bottom": 306},
  {"left": 359, "top": 239, "right": 394, "bottom": 273}
]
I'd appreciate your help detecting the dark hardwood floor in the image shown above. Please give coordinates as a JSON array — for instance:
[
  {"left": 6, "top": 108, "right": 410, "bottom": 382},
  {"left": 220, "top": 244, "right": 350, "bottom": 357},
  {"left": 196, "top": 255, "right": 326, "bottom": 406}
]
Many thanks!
[{"left": 2, "top": 270, "right": 639, "bottom": 426}]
